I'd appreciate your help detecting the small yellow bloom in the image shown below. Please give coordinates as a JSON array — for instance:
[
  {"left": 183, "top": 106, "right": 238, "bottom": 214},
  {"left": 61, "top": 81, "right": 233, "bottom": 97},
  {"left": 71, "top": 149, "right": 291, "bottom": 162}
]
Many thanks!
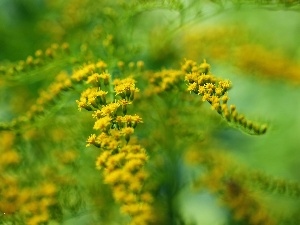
[
  {"left": 96, "top": 60, "right": 107, "bottom": 71},
  {"left": 93, "top": 116, "right": 112, "bottom": 131},
  {"left": 129, "top": 180, "right": 142, "bottom": 192},
  {"left": 99, "top": 72, "right": 110, "bottom": 85},
  {"left": 104, "top": 169, "right": 123, "bottom": 185},
  {"left": 96, "top": 151, "right": 110, "bottom": 170},
  {"left": 86, "top": 73, "right": 101, "bottom": 86},
  {"left": 86, "top": 134, "right": 97, "bottom": 147},
  {"left": 121, "top": 127, "right": 134, "bottom": 142},
  {"left": 140, "top": 192, "right": 154, "bottom": 203},
  {"left": 100, "top": 102, "right": 120, "bottom": 116},
  {"left": 121, "top": 203, "right": 140, "bottom": 215},
  {"left": 124, "top": 159, "right": 143, "bottom": 172}
]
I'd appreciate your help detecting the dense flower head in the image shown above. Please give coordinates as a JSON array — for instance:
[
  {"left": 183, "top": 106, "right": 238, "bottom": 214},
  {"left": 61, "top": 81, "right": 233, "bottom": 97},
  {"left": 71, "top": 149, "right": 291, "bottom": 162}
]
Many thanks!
[
  {"left": 114, "top": 77, "right": 139, "bottom": 100},
  {"left": 184, "top": 59, "right": 267, "bottom": 135},
  {"left": 76, "top": 69, "right": 155, "bottom": 224},
  {"left": 147, "top": 69, "right": 184, "bottom": 94}
]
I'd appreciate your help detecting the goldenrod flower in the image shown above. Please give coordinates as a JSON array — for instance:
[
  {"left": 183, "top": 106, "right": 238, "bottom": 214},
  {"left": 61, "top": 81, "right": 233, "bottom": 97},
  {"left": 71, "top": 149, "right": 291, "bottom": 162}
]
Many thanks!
[
  {"left": 121, "top": 127, "right": 135, "bottom": 142},
  {"left": 93, "top": 116, "right": 112, "bottom": 132}
]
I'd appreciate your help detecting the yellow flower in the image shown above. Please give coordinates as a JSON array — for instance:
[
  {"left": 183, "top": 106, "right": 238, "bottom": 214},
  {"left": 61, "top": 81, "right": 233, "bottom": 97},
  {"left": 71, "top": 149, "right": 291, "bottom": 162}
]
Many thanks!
[
  {"left": 96, "top": 151, "right": 110, "bottom": 170},
  {"left": 129, "top": 180, "right": 142, "bottom": 192},
  {"left": 114, "top": 77, "right": 139, "bottom": 100},
  {"left": 140, "top": 192, "right": 154, "bottom": 203},
  {"left": 124, "top": 159, "right": 144, "bottom": 173},
  {"left": 118, "top": 99, "right": 132, "bottom": 115},
  {"left": 93, "top": 116, "right": 112, "bottom": 131},
  {"left": 121, "top": 203, "right": 140, "bottom": 215},
  {"left": 112, "top": 185, "right": 127, "bottom": 202},
  {"left": 86, "top": 73, "right": 101, "bottom": 86},
  {"left": 99, "top": 72, "right": 110, "bottom": 85},
  {"left": 116, "top": 114, "right": 144, "bottom": 128},
  {"left": 96, "top": 60, "right": 107, "bottom": 71},
  {"left": 86, "top": 134, "right": 97, "bottom": 147},
  {"left": 0, "top": 150, "right": 20, "bottom": 166},
  {"left": 187, "top": 82, "right": 197, "bottom": 93},
  {"left": 38, "top": 183, "right": 57, "bottom": 196},
  {"left": 121, "top": 127, "right": 135, "bottom": 142},
  {"left": 100, "top": 102, "right": 120, "bottom": 116},
  {"left": 106, "top": 152, "right": 126, "bottom": 170},
  {"left": 104, "top": 169, "right": 123, "bottom": 185}
]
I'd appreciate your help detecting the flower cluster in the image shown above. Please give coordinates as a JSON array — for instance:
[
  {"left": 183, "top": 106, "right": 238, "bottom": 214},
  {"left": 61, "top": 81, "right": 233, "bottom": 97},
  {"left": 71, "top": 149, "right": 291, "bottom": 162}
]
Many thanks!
[
  {"left": 186, "top": 148, "right": 275, "bottom": 225},
  {"left": 77, "top": 64, "right": 155, "bottom": 225},
  {"left": 147, "top": 69, "right": 184, "bottom": 95},
  {"left": 183, "top": 59, "right": 267, "bottom": 135},
  {"left": 0, "top": 59, "right": 111, "bottom": 131},
  {"left": 0, "top": 132, "right": 58, "bottom": 225},
  {"left": 0, "top": 71, "right": 73, "bottom": 131},
  {"left": 0, "top": 43, "right": 70, "bottom": 77},
  {"left": 71, "top": 60, "right": 107, "bottom": 83}
]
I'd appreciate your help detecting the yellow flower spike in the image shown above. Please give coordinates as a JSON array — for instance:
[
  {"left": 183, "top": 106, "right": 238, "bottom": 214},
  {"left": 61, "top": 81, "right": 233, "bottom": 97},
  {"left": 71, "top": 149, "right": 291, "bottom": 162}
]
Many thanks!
[
  {"left": 76, "top": 71, "right": 155, "bottom": 224},
  {"left": 184, "top": 59, "right": 267, "bottom": 135}
]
